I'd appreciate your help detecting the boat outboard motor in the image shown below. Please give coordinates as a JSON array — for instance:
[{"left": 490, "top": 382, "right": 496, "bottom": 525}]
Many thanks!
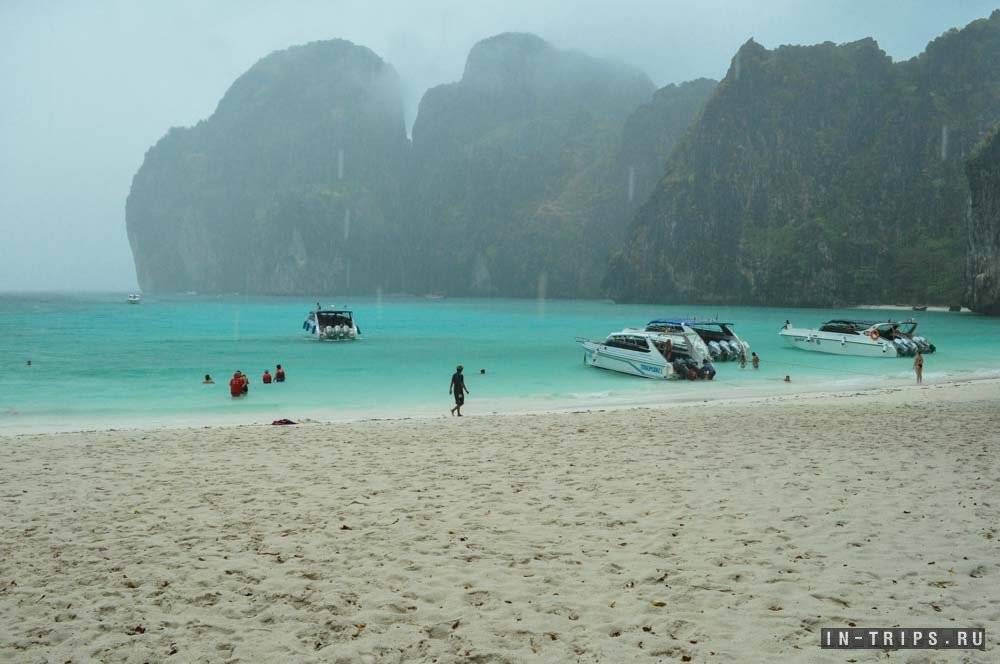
[
  {"left": 891, "top": 338, "right": 912, "bottom": 356},
  {"left": 724, "top": 340, "right": 741, "bottom": 360},
  {"left": 707, "top": 340, "right": 723, "bottom": 360},
  {"left": 912, "top": 336, "right": 931, "bottom": 353}
]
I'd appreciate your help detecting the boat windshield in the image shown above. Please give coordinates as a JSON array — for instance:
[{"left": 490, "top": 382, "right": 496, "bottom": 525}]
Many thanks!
[
  {"left": 317, "top": 311, "right": 353, "bottom": 327},
  {"left": 605, "top": 334, "right": 651, "bottom": 353},
  {"left": 874, "top": 321, "right": 918, "bottom": 337}
]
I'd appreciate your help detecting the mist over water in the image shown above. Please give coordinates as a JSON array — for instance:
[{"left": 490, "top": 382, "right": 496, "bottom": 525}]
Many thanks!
[{"left": 3, "top": 294, "right": 998, "bottom": 432}]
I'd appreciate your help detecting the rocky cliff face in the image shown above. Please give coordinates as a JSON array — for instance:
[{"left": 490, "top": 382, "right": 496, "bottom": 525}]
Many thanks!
[
  {"left": 966, "top": 128, "right": 1000, "bottom": 314},
  {"left": 405, "top": 33, "right": 656, "bottom": 297},
  {"left": 126, "top": 40, "right": 409, "bottom": 294},
  {"left": 608, "top": 11, "right": 1000, "bottom": 306},
  {"left": 616, "top": 79, "right": 716, "bottom": 217},
  {"left": 127, "top": 33, "right": 707, "bottom": 298}
]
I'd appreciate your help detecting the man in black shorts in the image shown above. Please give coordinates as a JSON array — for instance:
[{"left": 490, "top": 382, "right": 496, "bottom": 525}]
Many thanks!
[{"left": 449, "top": 365, "right": 470, "bottom": 416}]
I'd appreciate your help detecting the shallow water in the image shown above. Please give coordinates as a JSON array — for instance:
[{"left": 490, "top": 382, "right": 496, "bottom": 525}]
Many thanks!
[{"left": 2, "top": 293, "right": 998, "bottom": 432}]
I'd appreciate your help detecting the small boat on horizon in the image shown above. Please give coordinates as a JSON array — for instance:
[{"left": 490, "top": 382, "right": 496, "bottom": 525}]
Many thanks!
[
  {"left": 303, "top": 307, "right": 361, "bottom": 341},
  {"left": 779, "top": 319, "right": 935, "bottom": 357},
  {"left": 578, "top": 324, "right": 714, "bottom": 380},
  {"left": 127, "top": 293, "right": 141, "bottom": 304},
  {"left": 912, "top": 304, "right": 928, "bottom": 312}
]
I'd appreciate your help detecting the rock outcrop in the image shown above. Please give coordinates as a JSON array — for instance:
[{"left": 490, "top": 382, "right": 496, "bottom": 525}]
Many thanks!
[
  {"left": 608, "top": 11, "right": 1000, "bottom": 306},
  {"left": 405, "top": 33, "right": 656, "bottom": 297},
  {"left": 966, "top": 127, "right": 1000, "bottom": 314},
  {"left": 126, "top": 40, "right": 409, "bottom": 294}
]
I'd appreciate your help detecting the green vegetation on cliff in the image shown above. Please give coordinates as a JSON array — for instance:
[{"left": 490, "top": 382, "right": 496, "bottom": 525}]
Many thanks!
[
  {"left": 608, "top": 11, "right": 1000, "bottom": 306},
  {"left": 126, "top": 40, "right": 409, "bottom": 294},
  {"left": 966, "top": 125, "right": 1000, "bottom": 314}
]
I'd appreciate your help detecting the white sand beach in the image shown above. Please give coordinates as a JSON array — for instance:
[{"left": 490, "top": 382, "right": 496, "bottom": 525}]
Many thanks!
[{"left": 2, "top": 380, "right": 998, "bottom": 662}]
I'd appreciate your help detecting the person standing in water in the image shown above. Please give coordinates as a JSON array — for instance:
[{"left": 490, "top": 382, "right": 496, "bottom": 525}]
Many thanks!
[
  {"left": 229, "top": 372, "right": 243, "bottom": 397},
  {"left": 275, "top": 364, "right": 286, "bottom": 382},
  {"left": 262, "top": 369, "right": 273, "bottom": 384},
  {"left": 914, "top": 350, "right": 924, "bottom": 384},
  {"left": 751, "top": 352, "right": 760, "bottom": 369},
  {"left": 449, "top": 365, "right": 470, "bottom": 416},
  {"left": 203, "top": 374, "right": 214, "bottom": 384}
]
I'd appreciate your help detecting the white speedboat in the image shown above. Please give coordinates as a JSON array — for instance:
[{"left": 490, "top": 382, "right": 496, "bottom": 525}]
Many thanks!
[
  {"left": 303, "top": 308, "right": 361, "bottom": 341},
  {"left": 779, "top": 319, "right": 936, "bottom": 357},
  {"left": 578, "top": 325, "right": 712, "bottom": 379},
  {"left": 646, "top": 319, "right": 750, "bottom": 362},
  {"left": 127, "top": 293, "right": 141, "bottom": 304}
]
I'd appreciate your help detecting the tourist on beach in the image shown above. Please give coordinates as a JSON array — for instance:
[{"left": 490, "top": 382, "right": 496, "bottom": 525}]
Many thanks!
[
  {"left": 203, "top": 374, "right": 214, "bottom": 384},
  {"left": 751, "top": 352, "right": 760, "bottom": 369},
  {"left": 275, "top": 364, "right": 286, "bottom": 382},
  {"left": 784, "top": 375, "right": 791, "bottom": 383},
  {"left": 229, "top": 372, "right": 243, "bottom": 397},
  {"left": 701, "top": 358, "right": 716, "bottom": 380},
  {"left": 739, "top": 353, "right": 746, "bottom": 369},
  {"left": 239, "top": 371, "right": 249, "bottom": 395},
  {"left": 914, "top": 350, "right": 924, "bottom": 384},
  {"left": 262, "top": 369, "right": 273, "bottom": 384},
  {"left": 449, "top": 365, "right": 469, "bottom": 416}
]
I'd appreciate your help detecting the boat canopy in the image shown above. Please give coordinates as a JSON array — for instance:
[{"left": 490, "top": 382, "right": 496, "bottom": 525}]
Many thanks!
[
  {"left": 648, "top": 319, "right": 733, "bottom": 327},
  {"left": 819, "top": 319, "right": 917, "bottom": 335}
]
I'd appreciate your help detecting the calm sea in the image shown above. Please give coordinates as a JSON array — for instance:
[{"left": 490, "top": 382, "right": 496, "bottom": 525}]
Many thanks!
[{"left": 2, "top": 293, "right": 998, "bottom": 432}]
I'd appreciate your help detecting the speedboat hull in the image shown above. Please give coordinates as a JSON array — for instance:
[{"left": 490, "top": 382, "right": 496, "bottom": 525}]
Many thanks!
[
  {"left": 581, "top": 341, "right": 674, "bottom": 379},
  {"left": 779, "top": 328, "right": 899, "bottom": 357}
]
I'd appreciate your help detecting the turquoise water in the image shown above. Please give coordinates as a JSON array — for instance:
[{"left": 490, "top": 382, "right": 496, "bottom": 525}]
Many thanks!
[{"left": 2, "top": 293, "right": 999, "bottom": 432}]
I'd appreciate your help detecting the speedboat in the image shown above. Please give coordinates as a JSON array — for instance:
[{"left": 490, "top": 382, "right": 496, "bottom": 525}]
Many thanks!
[
  {"left": 646, "top": 319, "right": 750, "bottom": 362},
  {"left": 578, "top": 325, "right": 712, "bottom": 379},
  {"left": 127, "top": 293, "right": 141, "bottom": 304},
  {"left": 779, "top": 319, "right": 936, "bottom": 357},
  {"left": 303, "top": 308, "right": 361, "bottom": 341}
]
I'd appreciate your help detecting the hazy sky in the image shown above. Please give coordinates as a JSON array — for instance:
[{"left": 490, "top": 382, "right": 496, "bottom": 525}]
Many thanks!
[{"left": 1, "top": 0, "right": 995, "bottom": 291}]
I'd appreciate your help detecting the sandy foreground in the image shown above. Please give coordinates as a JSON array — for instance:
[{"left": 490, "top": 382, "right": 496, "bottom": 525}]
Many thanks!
[{"left": 1, "top": 381, "right": 999, "bottom": 663}]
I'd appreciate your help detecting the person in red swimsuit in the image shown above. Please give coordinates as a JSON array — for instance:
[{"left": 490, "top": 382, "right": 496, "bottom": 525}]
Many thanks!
[
  {"left": 262, "top": 369, "right": 273, "bottom": 384},
  {"left": 229, "top": 371, "right": 243, "bottom": 397}
]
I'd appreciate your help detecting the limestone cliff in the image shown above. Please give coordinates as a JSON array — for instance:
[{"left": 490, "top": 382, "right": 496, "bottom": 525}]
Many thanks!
[
  {"left": 405, "top": 33, "right": 655, "bottom": 297},
  {"left": 126, "top": 40, "right": 409, "bottom": 294},
  {"left": 608, "top": 11, "right": 1000, "bottom": 306},
  {"left": 966, "top": 127, "right": 1000, "bottom": 314}
]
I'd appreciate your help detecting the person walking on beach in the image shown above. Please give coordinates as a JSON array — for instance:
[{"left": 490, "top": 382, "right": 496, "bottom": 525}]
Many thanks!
[
  {"left": 751, "top": 352, "right": 760, "bottom": 369},
  {"left": 449, "top": 365, "right": 469, "bottom": 416},
  {"left": 914, "top": 350, "right": 924, "bottom": 384}
]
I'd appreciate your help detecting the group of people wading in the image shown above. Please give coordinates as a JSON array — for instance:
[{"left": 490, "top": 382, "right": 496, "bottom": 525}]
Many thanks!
[{"left": 221, "top": 364, "right": 286, "bottom": 397}]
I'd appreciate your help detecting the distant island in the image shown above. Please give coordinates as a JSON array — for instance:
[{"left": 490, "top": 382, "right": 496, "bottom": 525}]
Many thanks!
[{"left": 126, "top": 11, "right": 1000, "bottom": 312}]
